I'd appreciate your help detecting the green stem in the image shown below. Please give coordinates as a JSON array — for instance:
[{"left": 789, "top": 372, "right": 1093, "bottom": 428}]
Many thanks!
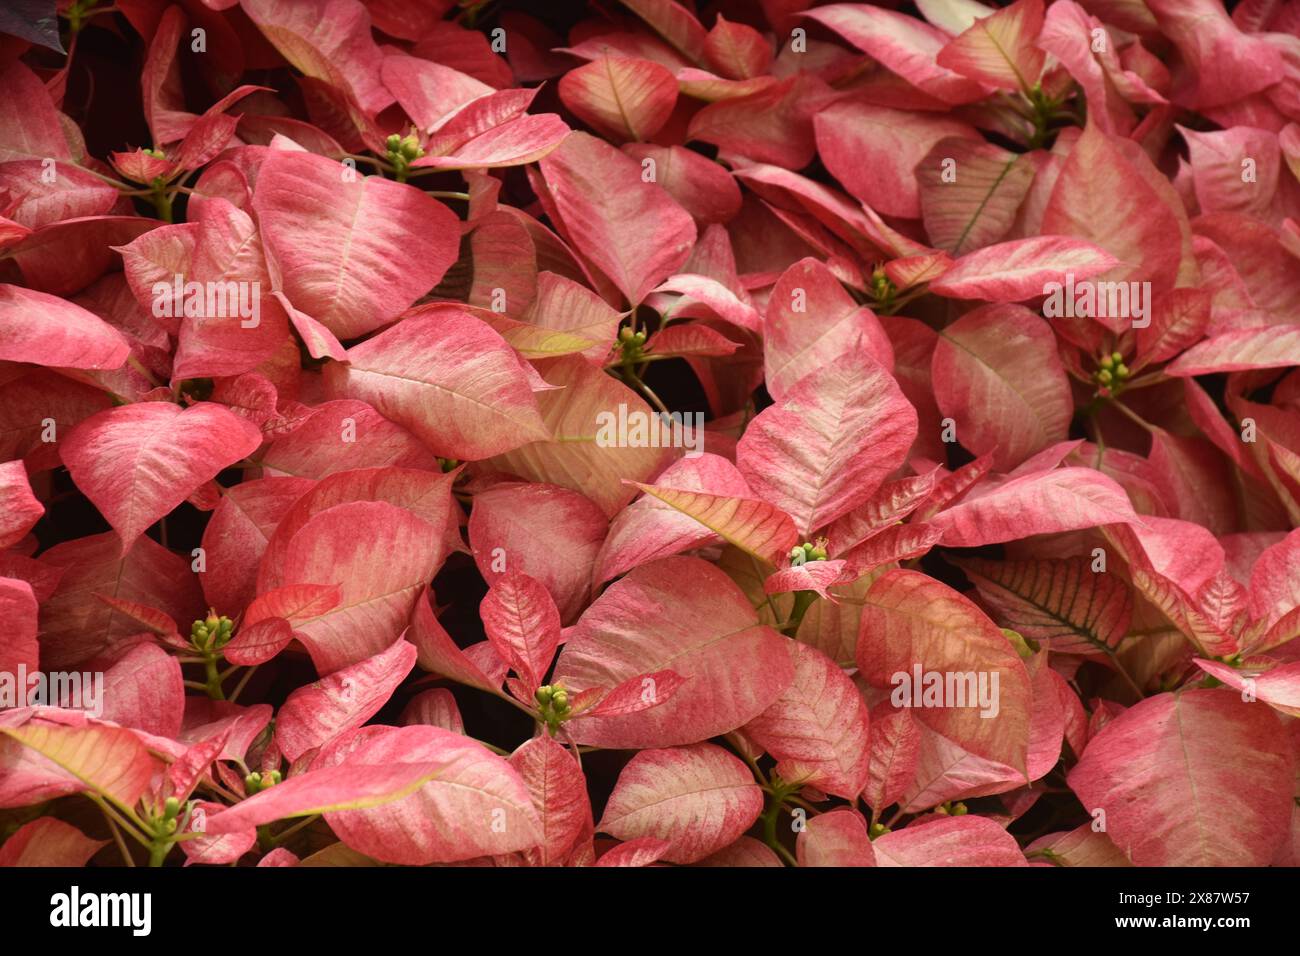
[
  {"left": 203, "top": 655, "right": 225, "bottom": 700},
  {"left": 782, "top": 590, "right": 818, "bottom": 638},
  {"left": 622, "top": 367, "right": 670, "bottom": 415},
  {"left": 150, "top": 184, "right": 173, "bottom": 223},
  {"left": 760, "top": 796, "right": 798, "bottom": 866},
  {"left": 270, "top": 815, "right": 320, "bottom": 847},
  {"left": 147, "top": 840, "right": 170, "bottom": 868}
]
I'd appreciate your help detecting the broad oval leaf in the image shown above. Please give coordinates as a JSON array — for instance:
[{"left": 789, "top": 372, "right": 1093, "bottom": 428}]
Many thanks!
[
  {"left": 743, "top": 642, "right": 870, "bottom": 799},
  {"left": 597, "top": 743, "right": 763, "bottom": 864},
  {"left": 554, "top": 556, "right": 795, "bottom": 748},
  {"left": 253, "top": 149, "right": 459, "bottom": 340},
  {"left": 738, "top": 349, "right": 917, "bottom": 537},
  {"left": 1068, "top": 689, "right": 1294, "bottom": 866},
  {"left": 62, "top": 402, "right": 263, "bottom": 553},
  {"left": 537, "top": 131, "right": 696, "bottom": 306},
  {"left": 322, "top": 309, "right": 549, "bottom": 460},
  {"left": 931, "top": 304, "right": 1072, "bottom": 471}
]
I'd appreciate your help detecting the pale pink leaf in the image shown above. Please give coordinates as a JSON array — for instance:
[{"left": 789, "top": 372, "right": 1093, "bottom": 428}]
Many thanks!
[{"left": 597, "top": 743, "right": 763, "bottom": 864}]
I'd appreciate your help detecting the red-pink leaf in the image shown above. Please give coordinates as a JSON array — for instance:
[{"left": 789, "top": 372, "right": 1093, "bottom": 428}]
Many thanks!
[
  {"left": 0, "top": 818, "right": 106, "bottom": 867},
  {"left": 481, "top": 572, "right": 562, "bottom": 696},
  {"left": 738, "top": 349, "right": 917, "bottom": 536},
  {"left": 929, "top": 236, "right": 1119, "bottom": 302},
  {"left": 558, "top": 56, "right": 677, "bottom": 142},
  {"left": 597, "top": 743, "right": 763, "bottom": 864},
  {"left": 38, "top": 532, "right": 203, "bottom": 669},
  {"left": 275, "top": 639, "right": 417, "bottom": 761},
  {"left": 468, "top": 482, "right": 607, "bottom": 624},
  {"left": 554, "top": 556, "right": 794, "bottom": 748},
  {"left": 863, "top": 705, "right": 922, "bottom": 817},
  {"left": 538, "top": 132, "right": 696, "bottom": 306},
  {"left": 1068, "top": 689, "right": 1294, "bottom": 866},
  {"left": 743, "top": 642, "right": 870, "bottom": 799},
  {"left": 801, "top": 5, "right": 988, "bottom": 104},
  {"left": 931, "top": 305, "right": 1072, "bottom": 471},
  {"left": 63, "top": 402, "right": 263, "bottom": 554},
  {"left": 626, "top": 482, "right": 798, "bottom": 568},
  {"left": 322, "top": 309, "right": 549, "bottom": 460},
  {"left": 0, "top": 718, "right": 163, "bottom": 812},
  {"left": 313, "top": 725, "right": 543, "bottom": 864},
  {"left": 509, "top": 735, "right": 592, "bottom": 867},
  {"left": 579, "top": 669, "right": 687, "bottom": 718},
  {"left": 764, "top": 258, "right": 894, "bottom": 401},
  {"left": 1167, "top": 326, "right": 1300, "bottom": 376},
  {"left": 491, "top": 355, "right": 673, "bottom": 518},
  {"left": 0, "top": 577, "right": 39, "bottom": 680},
  {"left": 858, "top": 570, "right": 1033, "bottom": 775},
  {"left": 594, "top": 837, "right": 672, "bottom": 867},
  {"left": 0, "top": 460, "right": 42, "bottom": 550},
  {"left": 0, "top": 284, "right": 129, "bottom": 370},
  {"left": 274, "top": 501, "right": 443, "bottom": 674},
  {"left": 797, "top": 808, "right": 876, "bottom": 867},
  {"left": 244, "top": 584, "right": 343, "bottom": 627},
  {"left": 873, "top": 815, "right": 1027, "bottom": 866},
  {"left": 254, "top": 149, "right": 458, "bottom": 340},
  {"left": 958, "top": 557, "right": 1132, "bottom": 654},
  {"left": 258, "top": 403, "right": 439, "bottom": 481},
  {"left": 927, "top": 468, "right": 1138, "bottom": 547},
  {"left": 408, "top": 590, "right": 503, "bottom": 696},
  {"left": 100, "top": 643, "right": 185, "bottom": 739},
  {"left": 935, "top": 0, "right": 1045, "bottom": 92},
  {"left": 198, "top": 477, "right": 313, "bottom": 616},
  {"left": 595, "top": 453, "right": 753, "bottom": 584},
  {"left": 815, "top": 101, "right": 979, "bottom": 219}
]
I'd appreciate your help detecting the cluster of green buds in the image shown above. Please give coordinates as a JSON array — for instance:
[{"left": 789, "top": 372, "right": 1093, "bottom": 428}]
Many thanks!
[
  {"left": 190, "top": 611, "right": 234, "bottom": 654},
  {"left": 934, "top": 801, "right": 969, "bottom": 817},
  {"left": 789, "top": 540, "right": 829, "bottom": 567},
  {"left": 438, "top": 457, "right": 461, "bottom": 473},
  {"left": 155, "top": 795, "right": 185, "bottom": 836},
  {"left": 1094, "top": 351, "right": 1131, "bottom": 396},
  {"left": 244, "top": 770, "right": 282, "bottom": 796},
  {"left": 534, "top": 684, "right": 571, "bottom": 735},
  {"left": 617, "top": 326, "right": 648, "bottom": 364},
  {"left": 66, "top": 0, "right": 100, "bottom": 34},
  {"left": 385, "top": 129, "right": 425, "bottom": 180},
  {"left": 869, "top": 267, "right": 897, "bottom": 309},
  {"left": 868, "top": 821, "right": 891, "bottom": 840}
]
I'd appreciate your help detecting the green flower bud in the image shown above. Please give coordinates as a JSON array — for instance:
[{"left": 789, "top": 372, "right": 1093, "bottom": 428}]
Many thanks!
[
  {"left": 385, "top": 133, "right": 403, "bottom": 152},
  {"left": 868, "top": 822, "right": 890, "bottom": 840},
  {"left": 951, "top": 802, "right": 968, "bottom": 816},
  {"left": 163, "top": 796, "right": 181, "bottom": 820},
  {"left": 399, "top": 134, "right": 423, "bottom": 161},
  {"left": 1115, "top": 363, "right": 1129, "bottom": 379},
  {"left": 1111, "top": 351, "right": 1124, "bottom": 364}
]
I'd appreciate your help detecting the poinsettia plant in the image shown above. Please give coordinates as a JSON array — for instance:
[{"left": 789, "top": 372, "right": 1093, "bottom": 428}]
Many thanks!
[{"left": 1, "top": 0, "right": 1300, "bottom": 870}]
